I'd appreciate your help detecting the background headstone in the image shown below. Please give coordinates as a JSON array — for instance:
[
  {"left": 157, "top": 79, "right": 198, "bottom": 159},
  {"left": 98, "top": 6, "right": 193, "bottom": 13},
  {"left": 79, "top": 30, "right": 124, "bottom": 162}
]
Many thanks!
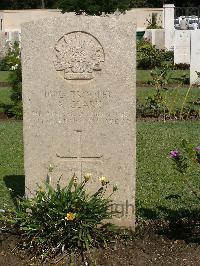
[
  {"left": 163, "top": 4, "right": 175, "bottom": 50},
  {"left": 144, "top": 29, "right": 165, "bottom": 50},
  {"left": 190, "top": 30, "right": 200, "bottom": 85},
  {"left": 154, "top": 30, "right": 165, "bottom": 50},
  {"left": 0, "top": 32, "right": 8, "bottom": 59},
  {"left": 22, "top": 14, "right": 136, "bottom": 228},
  {"left": 174, "top": 30, "right": 191, "bottom": 64},
  {"left": 144, "top": 29, "right": 152, "bottom": 43},
  {"left": 164, "top": 29, "right": 175, "bottom": 51}
]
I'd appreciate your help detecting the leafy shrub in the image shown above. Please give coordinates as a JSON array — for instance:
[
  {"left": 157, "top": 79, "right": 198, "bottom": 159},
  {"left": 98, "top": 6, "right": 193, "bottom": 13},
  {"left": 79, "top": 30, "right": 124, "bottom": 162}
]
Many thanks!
[
  {"left": 0, "top": 42, "right": 20, "bottom": 71},
  {"left": 174, "top": 63, "right": 190, "bottom": 70},
  {"left": 1, "top": 42, "right": 22, "bottom": 119},
  {"left": 137, "top": 39, "right": 164, "bottom": 69},
  {"left": 163, "top": 50, "right": 174, "bottom": 62},
  {"left": 8, "top": 61, "right": 22, "bottom": 119},
  {"left": 137, "top": 66, "right": 171, "bottom": 118},
  {"left": 1, "top": 173, "right": 118, "bottom": 260}
]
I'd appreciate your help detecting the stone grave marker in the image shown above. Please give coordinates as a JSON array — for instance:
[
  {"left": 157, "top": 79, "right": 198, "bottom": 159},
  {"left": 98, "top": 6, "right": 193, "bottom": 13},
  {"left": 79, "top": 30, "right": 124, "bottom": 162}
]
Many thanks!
[
  {"left": 22, "top": 13, "right": 136, "bottom": 228},
  {"left": 174, "top": 30, "right": 191, "bottom": 64},
  {"left": 0, "top": 32, "right": 7, "bottom": 59},
  {"left": 164, "top": 29, "right": 175, "bottom": 51},
  {"left": 144, "top": 29, "right": 165, "bottom": 50},
  {"left": 154, "top": 29, "right": 165, "bottom": 50},
  {"left": 190, "top": 30, "right": 200, "bottom": 85}
]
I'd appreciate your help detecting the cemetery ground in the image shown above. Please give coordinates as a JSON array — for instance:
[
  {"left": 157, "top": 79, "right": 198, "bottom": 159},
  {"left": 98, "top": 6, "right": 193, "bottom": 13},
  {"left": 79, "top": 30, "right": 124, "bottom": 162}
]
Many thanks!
[
  {"left": 0, "top": 71, "right": 200, "bottom": 265},
  {"left": 0, "top": 121, "right": 200, "bottom": 265}
]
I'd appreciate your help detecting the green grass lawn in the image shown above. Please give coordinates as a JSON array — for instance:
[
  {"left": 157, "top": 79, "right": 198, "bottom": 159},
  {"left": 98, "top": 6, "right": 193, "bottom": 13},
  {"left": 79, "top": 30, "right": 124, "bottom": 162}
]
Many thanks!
[
  {"left": 137, "top": 69, "right": 190, "bottom": 84},
  {"left": 137, "top": 121, "right": 200, "bottom": 220},
  {"left": 0, "top": 71, "right": 11, "bottom": 82},
  {"left": 0, "top": 88, "right": 12, "bottom": 113},
  {"left": 0, "top": 122, "right": 24, "bottom": 208},
  {"left": 137, "top": 86, "right": 200, "bottom": 109},
  {"left": 0, "top": 121, "right": 199, "bottom": 221},
  {"left": 0, "top": 70, "right": 190, "bottom": 84}
]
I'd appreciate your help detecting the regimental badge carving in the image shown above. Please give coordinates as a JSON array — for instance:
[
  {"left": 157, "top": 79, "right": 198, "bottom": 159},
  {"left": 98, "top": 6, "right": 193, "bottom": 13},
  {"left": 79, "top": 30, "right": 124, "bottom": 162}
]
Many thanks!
[{"left": 54, "top": 31, "right": 105, "bottom": 80}]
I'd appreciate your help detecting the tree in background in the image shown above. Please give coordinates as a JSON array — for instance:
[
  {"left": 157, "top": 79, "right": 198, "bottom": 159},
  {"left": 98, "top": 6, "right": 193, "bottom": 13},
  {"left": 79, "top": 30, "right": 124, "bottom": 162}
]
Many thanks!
[
  {"left": 0, "top": 1, "right": 200, "bottom": 10},
  {"left": 130, "top": 0, "right": 148, "bottom": 8},
  {"left": 0, "top": 0, "right": 12, "bottom": 9},
  {"left": 0, "top": 0, "right": 58, "bottom": 9},
  {"left": 57, "top": 0, "right": 131, "bottom": 15},
  {"left": 164, "top": 0, "right": 200, "bottom": 7}
]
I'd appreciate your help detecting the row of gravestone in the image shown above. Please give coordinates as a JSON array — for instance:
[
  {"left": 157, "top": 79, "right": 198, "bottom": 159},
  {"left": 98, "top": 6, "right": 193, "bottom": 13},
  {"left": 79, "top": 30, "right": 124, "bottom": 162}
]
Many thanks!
[
  {"left": 144, "top": 29, "right": 200, "bottom": 85},
  {"left": 174, "top": 30, "right": 200, "bottom": 85}
]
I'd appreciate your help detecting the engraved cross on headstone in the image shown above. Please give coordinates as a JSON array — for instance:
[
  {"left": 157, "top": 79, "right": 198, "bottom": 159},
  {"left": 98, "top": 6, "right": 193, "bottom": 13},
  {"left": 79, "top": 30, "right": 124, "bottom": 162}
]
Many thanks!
[{"left": 56, "top": 130, "right": 103, "bottom": 178}]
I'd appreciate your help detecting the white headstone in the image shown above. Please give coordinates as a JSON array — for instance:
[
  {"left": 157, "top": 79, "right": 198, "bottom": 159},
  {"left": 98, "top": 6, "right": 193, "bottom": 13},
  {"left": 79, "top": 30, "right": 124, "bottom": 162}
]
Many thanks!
[
  {"left": 174, "top": 30, "right": 191, "bottom": 64},
  {"left": 154, "top": 29, "right": 165, "bottom": 50},
  {"left": 144, "top": 29, "right": 165, "bottom": 50},
  {"left": 164, "top": 29, "right": 175, "bottom": 51},
  {"left": 163, "top": 4, "right": 175, "bottom": 50},
  {"left": 190, "top": 30, "right": 200, "bottom": 85},
  {"left": 22, "top": 14, "right": 136, "bottom": 228}
]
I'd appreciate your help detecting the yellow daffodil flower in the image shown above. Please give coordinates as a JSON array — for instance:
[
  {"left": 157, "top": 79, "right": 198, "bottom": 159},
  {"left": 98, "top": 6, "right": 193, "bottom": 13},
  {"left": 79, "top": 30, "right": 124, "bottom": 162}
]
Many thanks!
[
  {"left": 65, "top": 212, "right": 75, "bottom": 221},
  {"left": 99, "top": 176, "right": 109, "bottom": 186},
  {"left": 84, "top": 173, "right": 92, "bottom": 182}
]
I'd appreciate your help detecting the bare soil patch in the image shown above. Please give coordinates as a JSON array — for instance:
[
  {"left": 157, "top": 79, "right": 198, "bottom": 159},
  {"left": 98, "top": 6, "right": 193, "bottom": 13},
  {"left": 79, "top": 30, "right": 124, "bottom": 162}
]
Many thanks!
[{"left": 1, "top": 221, "right": 199, "bottom": 265}]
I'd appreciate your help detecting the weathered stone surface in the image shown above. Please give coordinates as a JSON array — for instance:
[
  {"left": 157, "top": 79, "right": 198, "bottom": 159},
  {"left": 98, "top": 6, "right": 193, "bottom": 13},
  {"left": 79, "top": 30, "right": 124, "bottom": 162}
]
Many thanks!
[
  {"left": 174, "top": 30, "right": 191, "bottom": 64},
  {"left": 22, "top": 14, "right": 136, "bottom": 228},
  {"left": 190, "top": 30, "right": 200, "bottom": 85},
  {"left": 0, "top": 33, "right": 7, "bottom": 59}
]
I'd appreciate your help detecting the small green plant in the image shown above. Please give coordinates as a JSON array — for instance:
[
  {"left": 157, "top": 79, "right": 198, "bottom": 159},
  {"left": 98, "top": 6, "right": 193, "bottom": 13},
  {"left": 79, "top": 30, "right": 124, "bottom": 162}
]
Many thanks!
[
  {"left": 170, "top": 140, "right": 200, "bottom": 201},
  {"left": 163, "top": 86, "right": 193, "bottom": 120},
  {"left": 140, "top": 66, "right": 171, "bottom": 118},
  {"left": 1, "top": 173, "right": 118, "bottom": 260},
  {"left": 137, "top": 65, "right": 199, "bottom": 120},
  {"left": 149, "top": 65, "right": 172, "bottom": 90}
]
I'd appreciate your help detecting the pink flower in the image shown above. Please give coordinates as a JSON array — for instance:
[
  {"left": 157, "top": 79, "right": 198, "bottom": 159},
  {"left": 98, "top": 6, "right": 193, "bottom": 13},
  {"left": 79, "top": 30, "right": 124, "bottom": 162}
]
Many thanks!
[{"left": 170, "top": 150, "right": 180, "bottom": 159}]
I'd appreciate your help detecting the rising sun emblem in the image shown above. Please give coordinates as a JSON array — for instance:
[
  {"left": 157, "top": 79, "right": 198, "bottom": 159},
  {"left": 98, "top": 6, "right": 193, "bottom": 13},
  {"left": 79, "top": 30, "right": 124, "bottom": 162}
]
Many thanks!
[{"left": 54, "top": 31, "right": 105, "bottom": 80}]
